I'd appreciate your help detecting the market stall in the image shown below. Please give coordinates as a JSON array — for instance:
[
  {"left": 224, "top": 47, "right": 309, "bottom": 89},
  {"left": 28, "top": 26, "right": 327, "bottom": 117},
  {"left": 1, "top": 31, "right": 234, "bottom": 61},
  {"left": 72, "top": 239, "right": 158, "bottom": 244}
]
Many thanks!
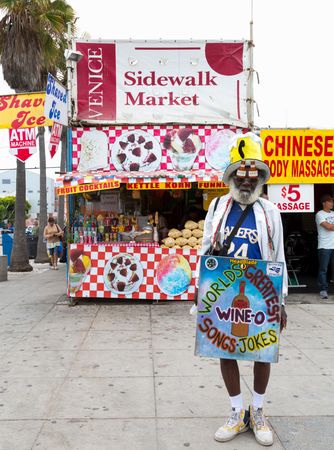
[{"left": 59, "top": 39, "right": 252, "bottom": 300}]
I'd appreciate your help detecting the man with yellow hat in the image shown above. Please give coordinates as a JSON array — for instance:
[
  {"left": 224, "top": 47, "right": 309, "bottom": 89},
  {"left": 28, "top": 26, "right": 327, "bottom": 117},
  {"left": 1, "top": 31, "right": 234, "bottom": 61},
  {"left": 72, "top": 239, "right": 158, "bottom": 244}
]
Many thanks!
[{"left": 197, "top": 132, "right": 288, "bottom": 446}]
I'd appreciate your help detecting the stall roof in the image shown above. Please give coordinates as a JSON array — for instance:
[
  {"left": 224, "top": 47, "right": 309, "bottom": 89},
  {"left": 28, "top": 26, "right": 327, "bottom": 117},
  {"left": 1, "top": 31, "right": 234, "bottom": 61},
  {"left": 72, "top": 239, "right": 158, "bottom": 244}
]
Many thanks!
[{"left": 55, "top": 169, "right": 227, "bottom": 195}]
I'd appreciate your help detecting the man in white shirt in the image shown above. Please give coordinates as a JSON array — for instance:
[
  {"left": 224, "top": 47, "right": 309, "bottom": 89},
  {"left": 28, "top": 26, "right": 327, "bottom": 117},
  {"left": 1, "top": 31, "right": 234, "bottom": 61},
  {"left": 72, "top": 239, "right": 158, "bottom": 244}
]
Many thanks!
[{"left": 315, "top": 194, "right": 334, "bottom": 299}]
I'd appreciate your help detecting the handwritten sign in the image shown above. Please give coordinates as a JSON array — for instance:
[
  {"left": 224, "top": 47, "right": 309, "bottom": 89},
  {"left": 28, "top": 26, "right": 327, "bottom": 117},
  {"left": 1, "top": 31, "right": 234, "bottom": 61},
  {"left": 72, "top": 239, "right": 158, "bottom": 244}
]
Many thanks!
[
  {"left": 49, "top": 122, "right": 63, "bottom": 158},
  {"left": 44, "top": 73, "right": 68, "bottom": 125},
  {"left": 195, "top": 256, "right": 283, "bottom": 363}
]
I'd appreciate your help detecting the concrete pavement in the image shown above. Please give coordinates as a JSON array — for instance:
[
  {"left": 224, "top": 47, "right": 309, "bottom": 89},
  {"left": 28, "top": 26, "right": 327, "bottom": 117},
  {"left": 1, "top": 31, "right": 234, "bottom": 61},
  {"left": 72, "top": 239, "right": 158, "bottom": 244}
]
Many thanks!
[{"left": 0, "top": 263, "right": 333, "bottom": 450}]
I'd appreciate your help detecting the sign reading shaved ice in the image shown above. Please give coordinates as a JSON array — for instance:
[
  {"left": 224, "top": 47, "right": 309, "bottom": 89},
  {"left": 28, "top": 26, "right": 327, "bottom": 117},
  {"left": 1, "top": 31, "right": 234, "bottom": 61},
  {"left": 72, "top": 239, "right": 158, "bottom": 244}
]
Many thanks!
[
  {"left": 156, "top": 254, "right": 192, "bottom": 296},
  {"left": 195, "top": 256, "right": 283, "bottom": 363}
]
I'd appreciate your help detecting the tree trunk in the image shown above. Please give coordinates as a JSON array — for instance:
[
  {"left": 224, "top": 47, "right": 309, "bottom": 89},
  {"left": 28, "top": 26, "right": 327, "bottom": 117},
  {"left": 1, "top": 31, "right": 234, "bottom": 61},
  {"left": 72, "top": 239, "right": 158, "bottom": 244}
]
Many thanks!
[
  {"left": 57, "top": 126, "right": 67, "bottom": 229},
  {"left": 9, "top": 160, "right": 32, "bottom": 272},
  {"left": 34, "top": 127, "right": 49, "bottom": 263}
]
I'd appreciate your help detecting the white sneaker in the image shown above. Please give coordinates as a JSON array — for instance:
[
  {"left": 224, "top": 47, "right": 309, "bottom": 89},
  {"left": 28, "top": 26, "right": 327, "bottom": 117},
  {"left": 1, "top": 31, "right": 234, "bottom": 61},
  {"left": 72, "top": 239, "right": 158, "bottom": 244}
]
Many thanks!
[
  {"left": 250, "top": 406, "right": 273, "bottom": 446},
  {"left": 214, "top": 408, "right": 249, "bottom": 442},
  {"left": 320, "top": 290, "right": 328, "bottom": 299}
]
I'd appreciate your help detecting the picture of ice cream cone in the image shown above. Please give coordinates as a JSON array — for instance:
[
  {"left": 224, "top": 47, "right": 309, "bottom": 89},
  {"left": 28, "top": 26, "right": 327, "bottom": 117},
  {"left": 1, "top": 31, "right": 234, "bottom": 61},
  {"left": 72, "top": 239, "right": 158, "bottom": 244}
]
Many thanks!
[{"left": 69, "top": 252, "right": 91, "bottom": 294}]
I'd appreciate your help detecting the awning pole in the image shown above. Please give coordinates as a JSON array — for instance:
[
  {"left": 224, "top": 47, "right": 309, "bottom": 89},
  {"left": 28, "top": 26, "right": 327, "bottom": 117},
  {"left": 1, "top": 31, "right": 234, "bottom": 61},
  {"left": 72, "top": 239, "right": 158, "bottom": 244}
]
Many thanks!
[{"left": 247, "top": 0, "right": 255, "bottom": 130}]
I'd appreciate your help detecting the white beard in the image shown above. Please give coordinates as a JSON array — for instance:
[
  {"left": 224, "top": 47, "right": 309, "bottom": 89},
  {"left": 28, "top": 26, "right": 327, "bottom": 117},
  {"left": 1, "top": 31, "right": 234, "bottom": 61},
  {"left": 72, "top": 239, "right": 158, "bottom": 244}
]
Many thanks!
[{"left": 229, "top": 181, "right": 263, "bottom": 205}]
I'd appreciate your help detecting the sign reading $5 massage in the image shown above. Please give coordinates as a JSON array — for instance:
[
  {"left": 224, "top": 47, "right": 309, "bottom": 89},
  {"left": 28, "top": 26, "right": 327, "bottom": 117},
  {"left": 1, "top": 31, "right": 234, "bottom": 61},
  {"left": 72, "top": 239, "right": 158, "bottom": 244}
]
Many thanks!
[{"left": 195, "top": 256, "right": 283, "bottom": 363}]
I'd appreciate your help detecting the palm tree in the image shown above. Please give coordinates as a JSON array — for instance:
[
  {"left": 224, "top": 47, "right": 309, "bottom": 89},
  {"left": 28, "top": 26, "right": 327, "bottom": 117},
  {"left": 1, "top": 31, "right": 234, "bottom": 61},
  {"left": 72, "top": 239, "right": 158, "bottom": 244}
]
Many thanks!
[{"left": 0, "top": 0, "right": 75, "bottom": 270}]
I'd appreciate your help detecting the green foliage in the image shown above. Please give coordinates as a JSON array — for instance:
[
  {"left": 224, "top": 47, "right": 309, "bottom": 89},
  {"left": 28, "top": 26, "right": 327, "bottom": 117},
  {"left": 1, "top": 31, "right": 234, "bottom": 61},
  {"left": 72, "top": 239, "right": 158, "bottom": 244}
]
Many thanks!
[
  {"left": 0, "top": 0, "right": 76, "bottom": 90},
  {"left": 0, "top": 196, "right": 31, "bottom": 223}
]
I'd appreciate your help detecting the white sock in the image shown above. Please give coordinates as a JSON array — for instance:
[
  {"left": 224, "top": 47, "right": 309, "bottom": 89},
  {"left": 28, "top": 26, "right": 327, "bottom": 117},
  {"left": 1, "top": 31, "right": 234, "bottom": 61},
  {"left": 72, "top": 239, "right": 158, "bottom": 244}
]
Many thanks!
[
  {"left": 229, "top": 393, "right": 243, "bottom": 412},
  {"left": 252, "top": 391, "right": 265, "bottom": 409}
]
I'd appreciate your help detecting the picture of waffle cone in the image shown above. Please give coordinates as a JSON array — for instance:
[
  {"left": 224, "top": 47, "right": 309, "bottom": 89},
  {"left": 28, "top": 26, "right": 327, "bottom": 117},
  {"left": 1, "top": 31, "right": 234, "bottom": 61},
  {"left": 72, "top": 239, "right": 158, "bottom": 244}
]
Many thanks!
[
  {"left": 103, "top": 252, "right": 143, "bottom": 294},
  {"left": 163, "top": 128, "right": 202, "bottom": 170},
  {"left": 69, "top": 253, "right": 91, "bottom": 294}
]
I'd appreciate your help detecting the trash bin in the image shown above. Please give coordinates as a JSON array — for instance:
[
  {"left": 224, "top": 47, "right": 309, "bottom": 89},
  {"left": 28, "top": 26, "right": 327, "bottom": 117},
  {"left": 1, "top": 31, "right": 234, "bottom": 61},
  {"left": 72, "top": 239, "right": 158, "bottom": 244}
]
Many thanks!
[
  {"left": 2, "top": 232, "right": 13, "bottom": 265},
  {"left": 26, "top": 235, "right": 38, "bottom": 259}
]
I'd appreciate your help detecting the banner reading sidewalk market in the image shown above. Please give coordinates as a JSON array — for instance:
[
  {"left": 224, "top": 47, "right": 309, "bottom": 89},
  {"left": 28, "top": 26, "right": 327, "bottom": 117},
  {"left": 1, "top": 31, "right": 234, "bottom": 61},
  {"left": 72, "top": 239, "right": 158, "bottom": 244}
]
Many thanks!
[
  {"left": 195, "top": 256, "right": 283, "bottom": 363},
  {"left": 261, "top": 129, "right": 334, "bottom": 184},
  {"left": 73, "top": 40, "right": 250, "bottom": 127},
  {"left": 0, "top": 92, "right": 52, "bottom": 129}
]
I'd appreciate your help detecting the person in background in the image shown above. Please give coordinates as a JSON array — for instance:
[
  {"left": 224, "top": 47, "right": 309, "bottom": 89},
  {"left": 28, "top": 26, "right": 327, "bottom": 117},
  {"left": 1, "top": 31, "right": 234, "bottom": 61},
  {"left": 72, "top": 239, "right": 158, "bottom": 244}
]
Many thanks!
[
  {"left": 59, "top": 224, "right": 67, "bottom": 263},
  {"left": 196, "top": 132, "right": 288, "bottom": 446},
  {"left": 43, "top": 216, "right": 63, "bottom": 270},
  {"left": 31, "top": 219, "right": 39, "bottom": 236},
  {"left": 7, "top": 221, "right": 14, "bottom": 232},
  {"left": 315, "top": 194, "right": 334, "bottom": 299}
]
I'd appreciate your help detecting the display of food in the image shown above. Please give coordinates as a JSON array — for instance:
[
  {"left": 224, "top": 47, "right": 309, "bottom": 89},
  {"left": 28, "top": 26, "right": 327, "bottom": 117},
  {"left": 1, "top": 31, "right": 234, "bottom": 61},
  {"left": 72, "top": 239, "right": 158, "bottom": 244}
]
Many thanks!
[
  {"left": 103, "top": 252, "right": 143, "bottom": 294},
  {"left": 111, "top": 130, "right": 161, "bottom": 172},
  {"left": 167, "top": 228, "right": 182, "bottom": 239},
  {"left": 184, "top": 220, "right": 198, "bottom": 230},
  {"left": 156, "top": 254, "right": 192, "bottom": 296},
  {"left": 69, "top": 248, "right": 92, "bottom": 294},
  {"left": 198, "top": 220, "right": 205, "bottom": 231},
  {"left": 162, "top": 219, "right": 204, "bottom": 250},
  {"left": 163, "top": 128, "right": 202, "bottom": 170}
]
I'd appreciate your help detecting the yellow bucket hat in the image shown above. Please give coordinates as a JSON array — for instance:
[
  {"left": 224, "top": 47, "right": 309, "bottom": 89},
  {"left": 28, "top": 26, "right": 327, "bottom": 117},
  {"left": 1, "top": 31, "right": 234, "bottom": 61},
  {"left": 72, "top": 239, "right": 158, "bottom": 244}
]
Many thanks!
[{"left": 222, "top": 132, "right": 270, "bottom": 185}]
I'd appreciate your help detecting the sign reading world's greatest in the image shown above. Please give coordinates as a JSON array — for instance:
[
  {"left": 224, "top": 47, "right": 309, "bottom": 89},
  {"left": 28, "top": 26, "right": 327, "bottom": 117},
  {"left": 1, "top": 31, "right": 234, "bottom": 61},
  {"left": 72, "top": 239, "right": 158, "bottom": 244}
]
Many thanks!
[{"left": 195, "top": 256, "right": 284, "bottom": 363}]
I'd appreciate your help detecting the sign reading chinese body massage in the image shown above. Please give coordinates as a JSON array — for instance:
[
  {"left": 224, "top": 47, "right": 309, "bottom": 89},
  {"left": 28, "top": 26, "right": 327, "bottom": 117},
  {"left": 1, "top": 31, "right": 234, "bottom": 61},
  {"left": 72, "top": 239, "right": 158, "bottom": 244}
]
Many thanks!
[
  {"left": 261, "top": 129, "right": 334, "bottom": 184},
  {"left": 73, "top": 40, "right": 250, "bottom": 126},
  {"left": 195, "top": 256, "right": 283, "bottom": 363}
]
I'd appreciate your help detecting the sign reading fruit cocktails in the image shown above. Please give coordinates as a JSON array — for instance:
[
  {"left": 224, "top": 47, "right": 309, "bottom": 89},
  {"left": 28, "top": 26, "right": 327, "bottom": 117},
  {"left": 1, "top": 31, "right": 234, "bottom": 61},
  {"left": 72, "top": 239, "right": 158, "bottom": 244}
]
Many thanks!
[
  {"left": 195, "top": 257, "right": 284, "bottom": 363},
  {"left": 73, "top": 40, "right": 250, "bottom": 127}
]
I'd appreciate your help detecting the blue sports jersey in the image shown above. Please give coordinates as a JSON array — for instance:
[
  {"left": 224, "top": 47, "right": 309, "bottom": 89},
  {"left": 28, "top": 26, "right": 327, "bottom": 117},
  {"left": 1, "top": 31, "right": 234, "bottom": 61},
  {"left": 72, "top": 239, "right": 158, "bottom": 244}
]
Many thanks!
[{"left": 224, "top": 202, "right": 262, "bottom": 259}]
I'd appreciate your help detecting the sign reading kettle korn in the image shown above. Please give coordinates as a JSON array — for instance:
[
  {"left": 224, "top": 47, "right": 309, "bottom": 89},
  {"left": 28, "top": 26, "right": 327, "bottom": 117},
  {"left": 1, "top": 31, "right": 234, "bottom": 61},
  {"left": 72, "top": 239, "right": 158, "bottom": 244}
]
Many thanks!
[
  {"left": 73, "top": 40, "right": 250, "bottom": 126},
  {"left": 195, "top": 256, "right": 284, "bottom": 363}
]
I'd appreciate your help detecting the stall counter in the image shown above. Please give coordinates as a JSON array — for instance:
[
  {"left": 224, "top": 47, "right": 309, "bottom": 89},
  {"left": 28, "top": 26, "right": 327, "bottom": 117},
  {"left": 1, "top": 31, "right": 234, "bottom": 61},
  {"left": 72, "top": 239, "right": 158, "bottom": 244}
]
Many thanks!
[{"left": 68, "top": 243, "right": 199, "bottom": 300}]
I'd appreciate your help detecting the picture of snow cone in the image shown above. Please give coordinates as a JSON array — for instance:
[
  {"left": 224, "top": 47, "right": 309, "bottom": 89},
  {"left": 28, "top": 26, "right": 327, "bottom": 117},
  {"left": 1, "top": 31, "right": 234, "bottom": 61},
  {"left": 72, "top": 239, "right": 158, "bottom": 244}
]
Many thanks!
[
  {"left": 69, "top": 249, "right": 91, "bottom": 294},
  {"left": 205, "top": 129, "right": 236, "bottom": 170},
  {"left": 156, "top": 254, "right": 192, "bottom": 296},
  {"left": 163, "top": 128, "right": 202, "bottom": 170}
]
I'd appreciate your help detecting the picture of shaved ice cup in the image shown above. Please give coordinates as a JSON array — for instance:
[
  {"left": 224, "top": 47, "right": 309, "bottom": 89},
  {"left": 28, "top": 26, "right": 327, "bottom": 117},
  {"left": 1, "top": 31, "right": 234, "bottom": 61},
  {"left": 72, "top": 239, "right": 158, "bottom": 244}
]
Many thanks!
[
  {"left": 156, "top": 254, "right": 192, "bottom": 296},
  {"left": 163, "top": 128, "right": 202, "bottom": 170},
  {"left": 168, "top": 151, "right": 199, "bottom": 171}
]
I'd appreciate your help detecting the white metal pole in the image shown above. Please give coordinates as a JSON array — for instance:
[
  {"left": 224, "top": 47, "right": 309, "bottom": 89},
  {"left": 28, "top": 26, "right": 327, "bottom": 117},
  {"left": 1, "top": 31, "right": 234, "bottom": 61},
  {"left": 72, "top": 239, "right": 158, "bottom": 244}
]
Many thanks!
[{"left": 247, "top": 0, "right": 254, "bottom": 130}]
